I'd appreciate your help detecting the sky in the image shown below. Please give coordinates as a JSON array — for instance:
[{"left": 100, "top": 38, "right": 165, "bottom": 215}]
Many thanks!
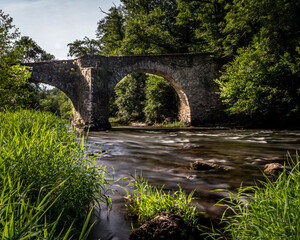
[{"left": 1, "top": 0, "right": 121, "bottom": 59}]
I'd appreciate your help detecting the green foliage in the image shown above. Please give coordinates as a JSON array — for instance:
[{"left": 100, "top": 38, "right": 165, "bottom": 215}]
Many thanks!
[
  {"left": 96, "top": 6, "right": 125, "bottom": 56},
  {"left": 114, "top": 72, "right": 147, "bottom": 122},
  {"left": 0, "top": 10, "right": 31, "bottom": 110},
  {"left": 25, "top": 86, "right": 73, "bottom": 120},
  {"left": 216, "top": 0, "right": 300, "bottom": 125},
  {"left": 38, "top": 87, "right": 73, "bottom": 120},
  {"left": 144, "top": 74, "right": 178, "bottom": 123},
  {"left": 93, "top": 0, "right": 229, "bottom": 55},
  {"left": 68, "top": 0, "right": 230, "bottom": 56},
  {"left": 217, "top": 43, "right": 300, "bottom": 120},
  {"left": 0, "top": 63, "right": 31, "bottom": 110},
  {"left": 153, "top": 121, "right": 186, "bottom": 128},
  {"left": 0, "top": 11, "right": 56, "bottom": 111},
  {"left": 113, "top": 73, "right": 179, "bottom": 124},
  {"left": 15, "top": 36, "right": 55, "bottom": 62},
  {"left": 0, "top": 110, "right": 110, "bottom": 237},
  {"left": 67, "top": 36, "right": 101, "bottom": 57},
  {"left": 127, "top": 174, "right": 200, "bottom": 228},
  {"left": 217, "top": 47, "right": 300, "bottom": 126},
  {"left": 0, "top": 174, "right": 93, "bottom": 240},
  {"left": 214, "top": 153, "right": 300, "bottom": 239},
  {"left": 222, "top": 0, "right": 300, "bottom": 56}
]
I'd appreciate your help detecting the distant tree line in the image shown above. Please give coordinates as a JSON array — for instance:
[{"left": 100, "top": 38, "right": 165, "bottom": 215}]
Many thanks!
[
  {"left": 0, "top": 9, "right": 72, "bottom": 119},
  {"left": 1, "top": 0, "right": 299, "bottom": 127}
]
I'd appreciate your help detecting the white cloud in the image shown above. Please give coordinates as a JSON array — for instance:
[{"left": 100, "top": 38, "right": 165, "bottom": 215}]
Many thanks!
[{"left": 2, "top": 0, "right": 120, "bottom": 59}]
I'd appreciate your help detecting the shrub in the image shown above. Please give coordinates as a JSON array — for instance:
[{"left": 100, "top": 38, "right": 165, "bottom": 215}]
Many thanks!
[
  {"left": 214, "top": 153, "right": 300, "bottom": 239},
  {"left": 126, "top": 175, "right": 199, "bottom": 228}
]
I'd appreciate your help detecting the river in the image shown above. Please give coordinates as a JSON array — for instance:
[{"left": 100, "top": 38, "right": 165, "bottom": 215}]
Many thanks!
[{"left": 86, "top": 128, "right": 300, "bottom": 240}]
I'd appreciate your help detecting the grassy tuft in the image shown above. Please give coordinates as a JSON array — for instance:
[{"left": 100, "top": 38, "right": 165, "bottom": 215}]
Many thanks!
[
  {"left": 126, "top": 174, "right": 200, "bottom": 228},
  {"left": 213, "top": 152, "right": 300, "bottom": 240},
  {"left": 0, "top": 109, "right": 110, "bottom": 238},
  {"left": 153, "top": 121, "right": 187, "bottom": 128}
]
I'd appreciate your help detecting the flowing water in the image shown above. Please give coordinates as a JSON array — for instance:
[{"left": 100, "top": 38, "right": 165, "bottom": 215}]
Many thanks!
[{"left": 87, "top": 128, "right": 300, "bottom": 240}]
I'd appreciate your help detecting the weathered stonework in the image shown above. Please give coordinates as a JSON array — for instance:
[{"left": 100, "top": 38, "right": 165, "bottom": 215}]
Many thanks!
[{"left": 26, "top": 53, "right": 224, "bottom": 131}]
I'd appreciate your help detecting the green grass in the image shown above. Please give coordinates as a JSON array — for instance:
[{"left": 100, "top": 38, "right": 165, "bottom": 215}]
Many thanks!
[
  {"left": 153, "top": 121, "right": 187, "bottom": 128},
  {"left": 212, "top": 153, "right": 300, "bottom": 240},
  {"left": 126, "top": 174, "right": 200, "bottom": 228},
  {"left": 109, "top": 117, "right": 187, "bottom": 128},
  {"left": 0, "top": 109, "right": 110, "bottom": 238}
]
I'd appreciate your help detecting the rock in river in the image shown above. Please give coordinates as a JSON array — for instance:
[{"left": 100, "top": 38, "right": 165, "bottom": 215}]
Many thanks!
[
  {"left": 264, "top": 163, "right": 285, "bottom": 175},
  {"left": 192, "top": 160, "right": 222, "bottom": 171},
  {"left": 129, "top": 211, "right": 188, "bottom": 240}
]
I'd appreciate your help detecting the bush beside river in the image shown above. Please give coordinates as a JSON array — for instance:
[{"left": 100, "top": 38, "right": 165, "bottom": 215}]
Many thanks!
[
  {"left": 214, "top": 154, "right": 300, "bottom": 239},
  {"left": 126, "top": 155, "right": 300, "bottom": 240},
  {"left": 0, "top": 110, "right": 110, "bottom": 239}
]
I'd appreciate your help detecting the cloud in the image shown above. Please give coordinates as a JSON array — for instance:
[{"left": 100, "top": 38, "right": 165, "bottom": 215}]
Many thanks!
[{"left": 2, "top": 0, "right": 120, "bottom": 59}]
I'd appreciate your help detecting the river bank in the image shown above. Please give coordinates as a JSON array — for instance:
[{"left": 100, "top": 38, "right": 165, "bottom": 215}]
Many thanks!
[
  {"left": 0, "top": 110, "right": 109, "bottom": 239},
  {"left": 87, "top": 128, "right": 300, "bottom": 239},
  {"left": 1, "top": 111, "right": 299, "bottom": 239}
]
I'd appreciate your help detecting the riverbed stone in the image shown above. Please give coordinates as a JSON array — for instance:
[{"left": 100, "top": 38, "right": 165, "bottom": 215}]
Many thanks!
[
  {"left": 264, "top": 163, "right": 285, "bottom": 175},
  {"left": 129, "top": 211, "right": 188, "bottom": 240},
  {"left": 192, "top": 160, "right": 222, "bottom": 170}
]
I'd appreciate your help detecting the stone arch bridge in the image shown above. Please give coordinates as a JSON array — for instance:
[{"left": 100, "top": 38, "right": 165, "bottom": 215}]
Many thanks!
[{"left": 25, "top": 53, "right": 224, "bottom": 131}]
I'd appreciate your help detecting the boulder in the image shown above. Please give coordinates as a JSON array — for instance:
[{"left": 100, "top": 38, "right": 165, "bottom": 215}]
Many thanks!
[
  {"left": 264, "top": 163, "right": 284, "bottom": 175},
  {"left": 129, "top": 211, "right": 188, "bottom": 240},
  {"left": 192, "top": 160, "right": 221, "bottom": 171}
]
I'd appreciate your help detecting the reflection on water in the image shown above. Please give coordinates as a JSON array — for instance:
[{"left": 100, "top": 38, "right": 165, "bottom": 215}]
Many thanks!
[{"left": 87, "top": 128, "right": 300, "bottom": 240}]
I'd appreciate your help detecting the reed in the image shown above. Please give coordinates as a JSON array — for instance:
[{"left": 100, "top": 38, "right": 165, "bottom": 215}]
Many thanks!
[
  {"left": 0, "top": 109, "right": 110, "bottom": 238},
  {"left": 212, "top": 153, "right": 300, "bottom": 239},
  {"left": 126, "top": 174, "right": 200, "bottom": 228}
]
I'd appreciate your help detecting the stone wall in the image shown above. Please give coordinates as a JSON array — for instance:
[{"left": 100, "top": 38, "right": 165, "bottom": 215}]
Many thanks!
[{"left": 27, "top": 53, "right": 224, "bottom": 131}]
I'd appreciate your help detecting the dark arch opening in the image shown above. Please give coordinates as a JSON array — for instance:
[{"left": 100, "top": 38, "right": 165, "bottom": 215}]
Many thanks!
[
  {"left": 27, "top": 81, "right": 73, "bottom": 121},
  {"left": 109, "top": 69, "right": 191, "bottom": 126},
  {"left": 139, "top": 69, "right": 191, "bottom": 124}
]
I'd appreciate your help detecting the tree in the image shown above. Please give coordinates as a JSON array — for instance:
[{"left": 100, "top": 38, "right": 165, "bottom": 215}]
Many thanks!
[
  {"left": 113, "top": 73, "right": 178, "bottom": 124},
  {"left": 67, "top": 0, "right": 229, "bottom": 56},
  {"left": 112, "top": 0, "right": 230, "bottom": 55},
  {"left": 217, "top": 0, "right": 300, "bottom": 126},
  {"left": 38, "top": 87, "right": 73, "bottom": 120},
  {"left": 96, "top": 5, "right": 125, "bottom": 55},
  {"left": 144, "top": 74, "right": 178, "bottom": 123},
  {"left": 114, "top": 72, "right": 147, "bottom": 122},
  {"left": 15, "top": 36, "right": 55, "bottom": 62},
  {"left": 0, "top": 10, "right": 31, "bottom": 110},
  {"left": 67, "top": 36, "right": 101, "bottom": 57}
]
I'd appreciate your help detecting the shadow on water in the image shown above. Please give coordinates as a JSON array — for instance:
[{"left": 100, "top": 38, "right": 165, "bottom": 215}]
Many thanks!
[{"left": 87, "top": 127, "right": 300, "bottom": 240}]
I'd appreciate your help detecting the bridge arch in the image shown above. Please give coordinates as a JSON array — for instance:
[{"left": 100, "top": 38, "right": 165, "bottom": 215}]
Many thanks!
[
  {"left": 28, "top": 78, "right": 76, "bottom": 109},
  {"left": 110, "top": 69, "right": 191, "bottom": 124},
  {"left": 25, "top": 60, "right": 92, "bottom": 130},
  {"left": 26, "top": 60, "right": 81, "bottom": 108}
]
